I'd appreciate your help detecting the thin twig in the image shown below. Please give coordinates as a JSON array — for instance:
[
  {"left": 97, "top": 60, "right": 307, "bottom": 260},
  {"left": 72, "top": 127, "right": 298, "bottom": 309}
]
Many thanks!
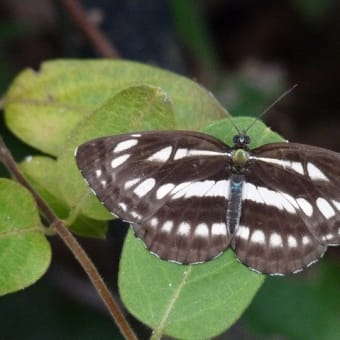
[
  {"left": 58, "top": 0, "right": 120, "bottom": 58},
  {"left": 0, "top": 134, "right": 137, "bottom": 340}
]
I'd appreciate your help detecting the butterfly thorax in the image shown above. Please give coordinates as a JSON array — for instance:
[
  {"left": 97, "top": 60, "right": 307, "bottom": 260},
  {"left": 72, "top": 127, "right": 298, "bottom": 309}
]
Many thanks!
[
  {"left": 230, "top": 133, "right": 251, "bottom": 174},
  {"left": 231, "top": 149, "right": 249, "bottom": 172}
]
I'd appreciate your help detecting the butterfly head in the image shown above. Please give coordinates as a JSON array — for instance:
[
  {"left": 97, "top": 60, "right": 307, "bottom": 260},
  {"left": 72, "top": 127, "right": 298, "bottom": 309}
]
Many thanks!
[{"left": 232, "top": 132, "right": 251, "bottom": 149}]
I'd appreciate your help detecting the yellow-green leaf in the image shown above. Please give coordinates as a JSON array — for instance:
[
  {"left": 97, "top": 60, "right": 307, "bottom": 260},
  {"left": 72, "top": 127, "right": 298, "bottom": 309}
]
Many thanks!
[{"left": 4, "top": 59, "right": 227, "bottom": 156}]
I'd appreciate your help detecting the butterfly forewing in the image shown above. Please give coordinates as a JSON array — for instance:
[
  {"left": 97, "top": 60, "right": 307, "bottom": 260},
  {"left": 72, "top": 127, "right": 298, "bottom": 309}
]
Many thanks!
[
  {"left": 76, "top": 130, "right": 340, "bottom": 275},
  {"left": 76, "top": 131, "right": 233, "bottom": 264}
]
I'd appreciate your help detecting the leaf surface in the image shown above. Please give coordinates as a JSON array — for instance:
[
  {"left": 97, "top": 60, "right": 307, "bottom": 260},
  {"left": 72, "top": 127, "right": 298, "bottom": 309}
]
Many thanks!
[
  {"left": 5, "top": 60, "right": 227, "bottom": 155},
  {"left": 0, "top": 179, "right": 51, "bottom": 295}
]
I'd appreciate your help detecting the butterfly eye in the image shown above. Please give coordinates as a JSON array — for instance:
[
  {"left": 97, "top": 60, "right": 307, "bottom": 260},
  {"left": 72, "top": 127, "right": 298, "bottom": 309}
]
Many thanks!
[{"left": 232, "top": 135, "right": 239, "bottom": 144}]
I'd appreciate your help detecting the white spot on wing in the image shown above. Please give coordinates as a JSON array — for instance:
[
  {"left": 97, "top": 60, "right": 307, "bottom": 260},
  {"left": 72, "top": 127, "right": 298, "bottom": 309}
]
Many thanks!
[
  {"left": 211, "top": 223, "right": 227, "bottom": 236},
  {"left": 254, "top": 157, "right": 304, "bottom": 175},
  {"left": 302, "top": 235, "right": 311, "bottom": 246},
  {"left": 243, "top": 183, "right": 297, "bottom": 214},
  {"left": 111, "top": 154, "right": 130, "bottom": 168},
  {"left": 235, "top": 225, "right": 250, "bottom": 240},
  {"left": 250, "top": 229, "right": 265, "bottom": 244},
  {"left": 171, "top": 182, "right": 191, "bottom": 195},
  {"left": 89, "top": 187, "right": 97, "bottom": 196},
  {"left": 243, "top": 182, "right": 265, "bottom": 204},
  {"left": 291, "top": 162, "right": 304, "bottom": 175},
  {"left": 269, "top": 233, "right": 283, "bottom": 247},
  {"left": 147, "top": 146, "right": 172, "bottom": 162},
  {"left": 74, "top": 146, "right": 78, "bottom": 157},
  {"left": 150, "top": 217, "right": 158, "bottom": 228},
  {"left": 296, "top": 198, "right": 313, "bottom": 217},
  {"left": 206, "top": 180, "right": 229, "bottom": 197},
  {"left": 124, "top": 178, "right": 140, "bottom": 189},
  {"left": 162, "top": 221, "right": 174, "bottom": 233},
  {"left": 280, "top": 192, "right": 299, "bottom": 210},
  {"left": 177, "top": 222, "right": 190, "bottom": 236},
  {"left": 307, "top": 162, "right": 329, "bottom": 181},
  {"left": 113, "top": 139, "right": 138, "bottom": 153},
  {"left": 131, "top": 133, "right": 141, "bottom": 137},
  {"left": 156, "top": 183, "right": 175, "bottom": 199},
  {"left": 95, "top": 169, "right": 102, "bottom": 177},
  {"left": 195, "top": 223, "right": 209, "bottom": 237},
  {"left": 257, "top": 186, "right": 284, "bottom": 211},
  {"left": 131, "top": 211, "right": 141, "bottom": 219},
  {"left": 173, "top": 148, "right": 187, "bottom": 160},
  {"left": 322, "top": 233, "right": 335, "bottom": 242},
  {"left": 118, "top": 202, "right": 127, "bottom": 211},
  {"left": 173, "top": 148, "right": 226, "bottom": 160},
  {"left": 133, "top": 178, "right": 156, "bottom": 197},
  {"left": 172, "top": 180, "right": 215, "bottom": 199},
  {"left": 316, "top": 197, "right": 335, "bottom": 219},
  {"left": 331, "top": 199, "right": 340, "bottom": 211},
  {"left": 288, "top": 235, "right": 298, "bottom": 248},
  {"left": 100, "top": 180, "right": 107, "bottom": 187}
]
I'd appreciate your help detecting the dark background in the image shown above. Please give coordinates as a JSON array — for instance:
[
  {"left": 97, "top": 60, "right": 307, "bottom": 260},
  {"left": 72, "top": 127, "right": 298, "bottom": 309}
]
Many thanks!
[{"left": 0, "top": 0, "right": 339, "bottom": 339}]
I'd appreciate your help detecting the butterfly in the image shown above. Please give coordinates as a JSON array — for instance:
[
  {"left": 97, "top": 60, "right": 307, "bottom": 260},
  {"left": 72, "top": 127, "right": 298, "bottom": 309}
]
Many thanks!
[{"left": 75, "top": 126, "right": 340, "bottom": 275}]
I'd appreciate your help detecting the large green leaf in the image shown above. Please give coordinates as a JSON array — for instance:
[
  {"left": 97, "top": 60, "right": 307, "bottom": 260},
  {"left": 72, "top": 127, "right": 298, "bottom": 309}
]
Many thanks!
[
  {"left": 4, "top": 59, "right": 227, "bottom": 156},
  {"left": 120, "top": 232, "right": 264, "bottom": 340},
  {"left": 0, "top": 179, "right": 51, "bottom": 296},
  {"left": 118, "top": 118, "right": 284, "bottom": 339}
]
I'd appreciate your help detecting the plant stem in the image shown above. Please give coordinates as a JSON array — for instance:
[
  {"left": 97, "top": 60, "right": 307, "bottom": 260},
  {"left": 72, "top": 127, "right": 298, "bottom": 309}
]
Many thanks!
[{"left": 0, "top": 134, "right": 137, "bottom": 340}]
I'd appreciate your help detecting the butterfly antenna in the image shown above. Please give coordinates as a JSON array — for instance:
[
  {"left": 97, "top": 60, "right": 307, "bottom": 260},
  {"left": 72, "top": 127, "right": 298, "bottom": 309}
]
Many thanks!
[
  {"left": 229, "top": 115, "right": 241, "bottom": 135},
  {"left": 245, "top": 84, "right": 298, "bottom": 133}
]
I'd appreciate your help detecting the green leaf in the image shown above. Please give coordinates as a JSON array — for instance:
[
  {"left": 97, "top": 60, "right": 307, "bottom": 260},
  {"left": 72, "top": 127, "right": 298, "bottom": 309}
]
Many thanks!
[
  {"left": 57, "top": 85, "right": 176, "bottom": 221},
  {"left": 169, "top": 0, "right": 219, "bottom": 71},
  {"left": 4, "top": 59, "right": 227, "bottom": 156},
  {"left": 293, "top": 0, "right": 333, "bottom": 22},
  {"left": 19, "top": 156, "right": 107, "bottom": 238},
  {"left": 118, "top": 118, "right": 283, "bottom": 339},
  {"left": 0, "top": 178, "right": 51, "bottom": 296},
  {"left": 119, "top": 232, "right": 264, "bottom": 340}
]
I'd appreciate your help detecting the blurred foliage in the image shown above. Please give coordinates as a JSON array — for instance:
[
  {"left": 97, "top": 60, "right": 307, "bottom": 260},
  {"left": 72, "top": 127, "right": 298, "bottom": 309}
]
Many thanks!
[
  {"left": 0, "top": 20, "right": 39, "bottom": 94},
  {"left": 244, "top": 262, "right": 340, "bottom": 339},
  {"left": 169, "top": 0, "right": 220, "bottom": 72},
  {"left": 0, "top": 277, "right": 123, "bottom": 340},
  {"left": 292, "top": 0, "right": 335, "bottom": 22}
]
